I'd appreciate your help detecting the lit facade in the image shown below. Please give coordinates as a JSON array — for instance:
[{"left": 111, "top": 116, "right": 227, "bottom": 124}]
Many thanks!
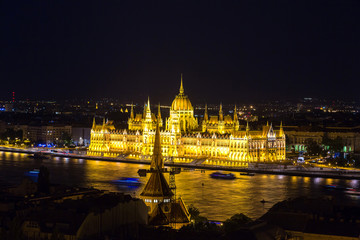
[
  {"left": 88, "top": 77, "right": 286, "bottom": 166},
  {"left": 285, "top": 127, "right": 360, "bottom": 153},
  {"left": 22, "top": 125, "right": 72, "bottom": 144}
]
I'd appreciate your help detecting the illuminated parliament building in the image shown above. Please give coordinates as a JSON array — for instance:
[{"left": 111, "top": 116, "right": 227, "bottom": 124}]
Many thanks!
[{"left": 88, "top": 77, "right": 286, "bottom": 166}]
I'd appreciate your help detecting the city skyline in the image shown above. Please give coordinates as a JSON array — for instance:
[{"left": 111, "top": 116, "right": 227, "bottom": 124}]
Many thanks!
[
  {"left": 2, "top": 2, "right": 360, "bottom": 239},
  {"left": 1, "top": 1, "right": 360, "bottom": 103}
]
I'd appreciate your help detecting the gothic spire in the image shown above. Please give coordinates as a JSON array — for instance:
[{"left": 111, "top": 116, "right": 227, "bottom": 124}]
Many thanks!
[
  {"left": 145, "top": 97, "right": 152, "bottom": 121},
  {"left": 234, "top": 105, "right": 238, "bottom": 121},
  {"left": 279, "top": 121, "right": 284, "bottom": 137},
  {"left": 140, "top": 115, "right": 173, "bottom": 199},
  {"left": 179, "top": 73, "right": 184, "bottom": 95},
  {"left": 147, "top": 96, "right": 151, "bottom": 111},
  {"left": 204, "top": 104, "right": 208, "bottom": 121},
  {"left": 219, "top": 103, "right": 223, "bottom": 121},
  {"left": 92, "top": 117, "right": 96, "bottom": 129},
  {"left": 151, "top": 114, "right": 164, "bottom": 169},
  {"left": 157, "top": 103, "right": 161, "bottom": 120},
  {"left": 130, "top": 103, "right": 134, "bottom": 119}
]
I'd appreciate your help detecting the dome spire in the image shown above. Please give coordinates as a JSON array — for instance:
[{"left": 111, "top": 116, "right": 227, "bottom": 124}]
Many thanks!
[
  {"left": 147, "top": 96, "right": 151, "bottom": 111},
  {"left": 179, "top": 73, "right": 184, "bottom": 94}
]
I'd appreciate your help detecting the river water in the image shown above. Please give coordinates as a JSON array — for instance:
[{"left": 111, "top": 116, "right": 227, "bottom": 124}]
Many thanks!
[{"left": 1, "top": 151, "right": 360, "bottom": 221}]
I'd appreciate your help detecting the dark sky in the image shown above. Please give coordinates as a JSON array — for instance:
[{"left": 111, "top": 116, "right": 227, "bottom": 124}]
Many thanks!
[{"left": 1, "top": 1, "right": 360, "bottom": 104}]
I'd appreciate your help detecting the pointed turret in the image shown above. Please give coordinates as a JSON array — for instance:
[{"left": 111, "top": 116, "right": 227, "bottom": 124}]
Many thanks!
[
  {"left": 145, "top": 97, "right": 152, "bottom": 120},
  {"left": 279, "top": 121, "right": 284, "bottom": 137},
  {"left": 204, "top": 104, "right": 208, "bottom": 121},
  {"left": 143, "top": 97, "right": 153, "bottom": 131},
  {"left": 130, "top": 104, "right": 134, "bottom": 119},
  {"left": 179, "top": 73, "right": 184, "bottom": 95},
  {"left": 219, "top": 103, "right": 223, "bottom": 121},
  {"left": 140, "top": 117, "right": 172, "bottom": 198},
  {"left": 232, "top": 105, "right": 239, "bottom": 132},
  {"left": 147, "top": 97, "right": 151, "bottom": 111},
  {"left": 139, "top": 117, "right": 190, "bottom": 225},
  {"left": 246, "top": 121, "right": 250, "bottom": 132},
  {"left": 151, "top": 115, "right": 163, "bottom": 169},
  {"left": 92, "top": 117, "right": 96, "bottom": 129},
  {"left": 234, "top": 105, "right": 238, "bottom": 121},
  {"left": 157, "top": 103, "right": 161, "bottom": 120}
]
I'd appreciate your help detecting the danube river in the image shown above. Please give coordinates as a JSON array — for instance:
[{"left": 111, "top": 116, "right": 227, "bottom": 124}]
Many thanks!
[{"left": 1, "top": 151, "right": 360, "bottom": 221}]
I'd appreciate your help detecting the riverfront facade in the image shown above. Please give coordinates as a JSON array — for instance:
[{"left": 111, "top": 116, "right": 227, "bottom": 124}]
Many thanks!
[{"left": 88, "top": 77, "right": 286, "bottom": 166}]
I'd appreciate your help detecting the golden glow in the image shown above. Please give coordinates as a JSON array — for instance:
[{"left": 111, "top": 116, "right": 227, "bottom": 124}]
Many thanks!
[
  {"left": 88, "top": 79, "right": 286, "bottom": 166},
  {"left": 171, "top": 94, "right": 193, "bottom": 111}
]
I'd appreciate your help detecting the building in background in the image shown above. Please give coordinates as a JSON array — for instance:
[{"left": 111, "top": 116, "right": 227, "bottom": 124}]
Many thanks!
[
  {"left": 285, "top": 126, "right": 360, "bottom": 154},
  {"left": 89, "top": 77, "right": 286, "bottom": 166},
  {"left": 23, "top": 125, "right": 72, "bottom": 145}
]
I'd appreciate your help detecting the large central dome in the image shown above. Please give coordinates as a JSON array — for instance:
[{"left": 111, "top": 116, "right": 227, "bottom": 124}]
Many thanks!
[{"left": 171, "top": 77, "right": 193, "bottom": 111}]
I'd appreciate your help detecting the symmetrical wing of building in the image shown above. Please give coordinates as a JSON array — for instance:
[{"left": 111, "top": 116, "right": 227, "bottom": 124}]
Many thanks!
[{"left": 88, "top": 77, "right": 286, "bottom": 166}]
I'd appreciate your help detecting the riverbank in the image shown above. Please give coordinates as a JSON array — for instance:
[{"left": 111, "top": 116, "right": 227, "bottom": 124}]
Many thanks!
[{"left": 1, "top": 146, "right": 360, "bottom": 180}]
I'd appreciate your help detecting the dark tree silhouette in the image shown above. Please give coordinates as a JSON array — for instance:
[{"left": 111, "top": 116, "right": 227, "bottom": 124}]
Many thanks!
[
  {"left": 223, "top": 213, "right": 253, "bottom": 233},
  {"left": 305, "top": 139, "right": 323, "bottom": 156}
]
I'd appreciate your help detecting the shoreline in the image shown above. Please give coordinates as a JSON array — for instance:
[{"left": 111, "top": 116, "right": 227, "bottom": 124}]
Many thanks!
[{"left": 2, "top": 147, "right": 360, "bottom": 180}]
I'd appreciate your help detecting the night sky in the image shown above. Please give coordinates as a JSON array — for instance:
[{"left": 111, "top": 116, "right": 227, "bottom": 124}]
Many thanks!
[{"left": 1, "top": 1, "right": 360, "bottom": 104}]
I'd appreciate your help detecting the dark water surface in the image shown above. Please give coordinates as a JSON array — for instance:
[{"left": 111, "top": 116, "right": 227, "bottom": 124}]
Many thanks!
[{"left": 1, "top": 151, "right": 360, "bottom": 221}]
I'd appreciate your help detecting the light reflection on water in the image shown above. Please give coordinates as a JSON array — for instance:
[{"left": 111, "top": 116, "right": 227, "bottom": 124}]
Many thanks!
[{"left": 1, "top": 152, "right": 360, "bottom": 221}]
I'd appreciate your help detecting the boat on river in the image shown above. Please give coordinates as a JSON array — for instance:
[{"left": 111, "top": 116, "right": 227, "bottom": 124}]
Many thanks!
[
  {"left": 210, "top": 172, "right": 236, "bottom": 180},
  {"left": 344, "top": 188, "right": 360, "bottom": 195},
  {"left": 323, "top": 185, "right": 346, "bottom": 191},
  {"left": 25, "top": 169, "right": 40, "bottom": 177},
  {"left": 111, "top": 177, "right": 142, "bottom": 186}
]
